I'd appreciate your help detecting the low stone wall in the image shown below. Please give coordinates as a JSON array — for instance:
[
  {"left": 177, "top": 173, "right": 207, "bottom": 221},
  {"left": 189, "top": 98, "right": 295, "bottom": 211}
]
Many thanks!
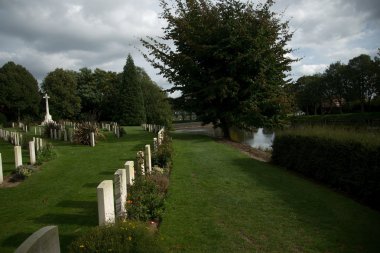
[{"left": 15, "top": 226, "right": 60, "bottom": 253}]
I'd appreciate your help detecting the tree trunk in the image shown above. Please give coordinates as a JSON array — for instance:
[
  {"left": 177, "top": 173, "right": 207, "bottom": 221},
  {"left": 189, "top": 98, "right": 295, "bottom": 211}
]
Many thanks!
[{"left": 220, "top": 118, "right": 230, "bottom": 139}]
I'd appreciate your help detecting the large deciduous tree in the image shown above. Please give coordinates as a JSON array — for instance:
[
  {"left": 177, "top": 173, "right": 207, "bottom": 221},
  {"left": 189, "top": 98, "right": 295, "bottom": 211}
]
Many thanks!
[
  {"left": 141, "top": 0, "right": 295, "bottom": 137},
  {"left": 42, "top": 68, "right": 81, "bottom": 120},
  {"left": 118, "top": 55, "right": 146, "bottom": 125},
  {"left": 346, "top": 54, "right": 377, "bottom": 112},
  {"left": 0, "top": 61, "right": 40, "bottom": 122}
]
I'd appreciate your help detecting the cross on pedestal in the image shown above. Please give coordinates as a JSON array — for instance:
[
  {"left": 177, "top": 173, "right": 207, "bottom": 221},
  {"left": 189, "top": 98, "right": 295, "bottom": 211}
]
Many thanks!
[{"left": 42, "top": 93, "right": 53, "bottom": 125}]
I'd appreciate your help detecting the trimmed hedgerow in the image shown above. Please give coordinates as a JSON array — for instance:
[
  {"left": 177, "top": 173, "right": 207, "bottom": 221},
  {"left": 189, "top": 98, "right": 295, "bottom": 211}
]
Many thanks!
[
  {"left": 290, "top": 112, "right": 380, "bottom": 127},
  {"left": 272, "top": 132, "right": 380, "bottom": 210}
]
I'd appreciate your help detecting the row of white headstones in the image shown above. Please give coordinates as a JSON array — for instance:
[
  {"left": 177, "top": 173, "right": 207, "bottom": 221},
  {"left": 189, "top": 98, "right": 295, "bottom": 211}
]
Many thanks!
[
  {"left": 0, "top": 128, "right": 46, "bottom": 184},
  {"left": 96, "top": 125, "right": 165, "bottom": 225}
]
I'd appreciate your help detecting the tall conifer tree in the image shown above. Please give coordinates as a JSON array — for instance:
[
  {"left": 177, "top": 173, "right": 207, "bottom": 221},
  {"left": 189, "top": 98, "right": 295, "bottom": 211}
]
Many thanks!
[{"left": 118, "top": 54, "right": 146, "bottom": 125}]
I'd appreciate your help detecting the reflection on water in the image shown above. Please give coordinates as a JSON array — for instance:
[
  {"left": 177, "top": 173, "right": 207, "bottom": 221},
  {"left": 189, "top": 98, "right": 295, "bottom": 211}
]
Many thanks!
[
  {"left": 175, "top": 126, "right": 275, "bottom": 150},
  {"left": 244, "top": 128, "right": 275, "bottom": 150}
]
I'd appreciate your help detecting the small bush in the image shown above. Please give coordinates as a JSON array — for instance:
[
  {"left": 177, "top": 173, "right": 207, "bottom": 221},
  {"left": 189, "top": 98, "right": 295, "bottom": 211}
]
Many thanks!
[
  {"left": 119, "top": 127, "right": 127, "bottom": 137},
  {"left": 10, "top": 165, "right": 35, "bottom": 182},
  {"left": 68, "top": 221, "right": 164, "bottom": 253},
  {"left": 155, "top": 132, "right": 173, "bottom": 169},
  {"left": 126, "top": 176, "right": 165, "bottom": 222},
  {"left": 36, "top": 143, "right": 57, "bottom": 165},
  {"left": 146, "top": 172, "right": 170, "bottom": 195},
  {"left": 73, "top": 122, "right": 104, "bottom": 145}
]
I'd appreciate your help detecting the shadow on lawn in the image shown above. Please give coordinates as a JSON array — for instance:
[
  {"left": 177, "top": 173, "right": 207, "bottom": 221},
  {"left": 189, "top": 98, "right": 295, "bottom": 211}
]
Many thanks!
[
  {"left": 33, "top": 213, "right": 96, "bottom": 227},
  {"left": 33, "top": 200, "right": 98, "bottom": 227},
  {"left": 82, "top": 182, "right": 99, "bottom": 188},
  {"left": 1, "top": 232, "right": 30, "bottom": 248},
  {"left": 230, "top": 157, "right": 380, "bottom": 248},
  {"left": 171, "top": 132, "right": 217, "bottom": 142}
]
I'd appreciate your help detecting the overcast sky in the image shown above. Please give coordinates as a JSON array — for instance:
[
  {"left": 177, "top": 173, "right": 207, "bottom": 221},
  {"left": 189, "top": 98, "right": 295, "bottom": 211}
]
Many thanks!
[{"left": 0, "top": 0, "right": 379, "bottom": 94}]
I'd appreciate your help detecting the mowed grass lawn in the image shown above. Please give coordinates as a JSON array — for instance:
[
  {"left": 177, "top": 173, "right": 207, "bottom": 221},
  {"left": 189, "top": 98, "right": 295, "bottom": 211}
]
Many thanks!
[
  {"left": 0, "top": 127, "right": 155, "bottom": 253},
  {"left": 1, "top": 128, "right": 380, "bottom": 253},
  {"left": 160, "top": 133, "right": 380, "bottom": 253}
]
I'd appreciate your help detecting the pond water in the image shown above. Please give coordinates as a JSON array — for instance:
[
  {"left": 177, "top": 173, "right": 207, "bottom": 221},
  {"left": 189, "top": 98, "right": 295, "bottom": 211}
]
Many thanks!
[
  {"left": 175, "top": 126, "right": 275, "bottom": 150},
  {"left": 243, "top": 128, "right": 275, "bottom": 150}
]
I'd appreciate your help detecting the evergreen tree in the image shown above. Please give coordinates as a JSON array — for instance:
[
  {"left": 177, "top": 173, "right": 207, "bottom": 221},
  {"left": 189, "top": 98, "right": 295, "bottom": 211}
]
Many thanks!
[{"left": 118, "top": 55, "right": 146, "bottom": 125}]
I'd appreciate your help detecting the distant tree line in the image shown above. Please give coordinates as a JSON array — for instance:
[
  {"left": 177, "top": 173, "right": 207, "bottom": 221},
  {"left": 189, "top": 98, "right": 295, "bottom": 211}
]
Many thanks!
[
  {"left": 0, "top": 54, "right": 172, "bottom": 126},
  {"left": 289, "top": 51, "right": 380, "bottom": 114}
]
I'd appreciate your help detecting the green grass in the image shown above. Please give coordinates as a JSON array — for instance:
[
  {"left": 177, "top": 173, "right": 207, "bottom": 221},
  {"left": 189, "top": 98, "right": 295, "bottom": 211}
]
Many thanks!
[
  {"left": 159, "top": 133, "right": 380, "bottom": 252},
  {"left": 1, "top": 128, "right": 380, "bottom": 253},
  {"left": 0, "top": 127, "right": 155, "bottom": 253}
]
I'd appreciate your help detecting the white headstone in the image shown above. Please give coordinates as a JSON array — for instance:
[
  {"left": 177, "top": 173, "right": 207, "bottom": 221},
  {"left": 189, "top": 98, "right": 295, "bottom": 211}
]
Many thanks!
[
  {"left": 153, "top": 138, "right": 158, "bottom": 152},
  {"left": 0, "top": 153, "right": 3, "bottom": 184},
  {"left": 114, "top": 169, "right": 127, "bottom": 218},
  {"left": 90, "top": 132, "right": 95, "bottom": 147},
  {"left": 97, "top": 180, "right": 115, "bottom": 226},
  {"left": 124, "top": 161, "right": 135, "bottom": 185},
  {"left": 29, "top": 141, "right": 36, "bottom": 165},
  {"left": 14, "top": 146, "right": 22, "bottom": 168},
  {"left": 145, "top": 144, "right": 152, "bottom": 174}
]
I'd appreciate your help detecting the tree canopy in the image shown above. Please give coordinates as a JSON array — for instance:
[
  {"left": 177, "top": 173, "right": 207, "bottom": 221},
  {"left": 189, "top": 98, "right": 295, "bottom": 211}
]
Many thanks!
[
  {"left": 141, "top": 0, "right": 295, "bottom": 137},
  {"left": 0, "top": 61, "right": 40, "bottom": 122},
  {"left": 138, "top": 67, "right": 172, "bottom": 127},
  {"left": 292, "top": 53, "right": 380, "bottom": 114},
  {"left": 41, "top": 68, "right": 81, "bottom": 120}
]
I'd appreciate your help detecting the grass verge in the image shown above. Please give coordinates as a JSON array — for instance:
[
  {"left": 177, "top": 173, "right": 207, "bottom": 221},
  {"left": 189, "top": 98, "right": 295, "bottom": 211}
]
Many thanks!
[{"left": 159, "top": 132, "right": 380, "bottom": 253}]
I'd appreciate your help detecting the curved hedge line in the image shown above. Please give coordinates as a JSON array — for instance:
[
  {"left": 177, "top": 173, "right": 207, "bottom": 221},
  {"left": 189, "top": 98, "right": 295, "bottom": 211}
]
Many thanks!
[{"left": 272, "top": 133, "right": 380, "bottom": 210}]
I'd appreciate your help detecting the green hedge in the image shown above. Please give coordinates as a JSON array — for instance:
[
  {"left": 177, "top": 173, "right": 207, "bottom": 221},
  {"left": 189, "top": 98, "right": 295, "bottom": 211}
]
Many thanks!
[
  {"left": 272, "top": 133, "right": 380, "bottom": 210},
  {"left": 290, "top": 112, "right": 380, "bottom": 127}
]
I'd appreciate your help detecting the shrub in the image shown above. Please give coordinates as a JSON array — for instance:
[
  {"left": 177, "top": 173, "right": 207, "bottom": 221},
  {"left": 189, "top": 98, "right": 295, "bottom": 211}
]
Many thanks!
[
  {"left": 155, "top": 132, "right": 173, "bottom": 169},
  {"left": 126, "top": 176, "right": 165, "bottom": 222},
  {"left": 10, "top": 165, "right": 35, "bottom": 182},
  {"left": 272, "top": 130, "right": 380, "bottom": 210},
  {"left": 68, "top": 221, "right": 164, "bottom": 253},
  {"left": 73, "top": 122, "right": 104, "bottom": 145},
  {"left": 36, "top": 143, "right": 57, "bottom": 165},
  {"left": 119, "top": 127, "right": 127, "bottom": 137},
  {"left": 146, "top": 172, "right": 170, "bottom": 195}
]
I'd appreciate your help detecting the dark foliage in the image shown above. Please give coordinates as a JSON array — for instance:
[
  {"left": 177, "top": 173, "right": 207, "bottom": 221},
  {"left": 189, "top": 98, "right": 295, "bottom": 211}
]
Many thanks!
[
  {"left": 272, "top": 133, "right": 380, "bottom": 210},
  {"left": 141, "top": 0, "right": 295, "bottom": 137}
]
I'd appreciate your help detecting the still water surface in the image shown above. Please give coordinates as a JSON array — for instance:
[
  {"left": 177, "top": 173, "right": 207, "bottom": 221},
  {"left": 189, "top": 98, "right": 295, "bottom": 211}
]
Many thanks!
[{"left": 175, "top": 127, "right": 275, "bottom": 150}]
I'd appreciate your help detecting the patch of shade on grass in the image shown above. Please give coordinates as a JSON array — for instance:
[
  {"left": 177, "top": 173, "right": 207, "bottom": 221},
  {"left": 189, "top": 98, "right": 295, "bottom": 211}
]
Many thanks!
[{"left": 159, "top": 133, "right": 380, "bottom": 253}]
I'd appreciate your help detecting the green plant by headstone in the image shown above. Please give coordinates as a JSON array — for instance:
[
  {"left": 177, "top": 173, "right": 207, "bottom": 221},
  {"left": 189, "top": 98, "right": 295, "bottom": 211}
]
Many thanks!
[{"left": 68, "top": 221, "right": 164, "bottom": 253}]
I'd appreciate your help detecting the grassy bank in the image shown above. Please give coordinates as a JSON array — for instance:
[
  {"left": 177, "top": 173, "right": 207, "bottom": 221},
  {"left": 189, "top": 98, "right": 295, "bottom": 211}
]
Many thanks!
[
  {"left": 0, "top": 127, "right": 154, "bottom": 253},
  {"left": 159, "top": 133, "right": 380, "bottom": 252}
]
